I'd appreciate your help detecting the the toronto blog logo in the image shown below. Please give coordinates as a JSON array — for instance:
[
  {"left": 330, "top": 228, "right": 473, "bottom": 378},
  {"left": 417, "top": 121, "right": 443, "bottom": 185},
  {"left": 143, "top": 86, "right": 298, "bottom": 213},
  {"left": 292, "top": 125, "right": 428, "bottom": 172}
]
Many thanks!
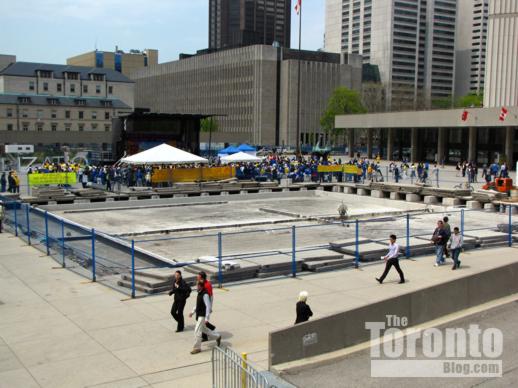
[{"left": 365, "top": 315, "right": 503, "bottom": 378}]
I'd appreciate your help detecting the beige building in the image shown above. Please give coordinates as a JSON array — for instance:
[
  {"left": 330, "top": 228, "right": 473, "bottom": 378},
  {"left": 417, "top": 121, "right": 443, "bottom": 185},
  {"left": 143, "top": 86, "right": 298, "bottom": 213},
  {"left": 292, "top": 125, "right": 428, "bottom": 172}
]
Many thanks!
[
  {"left": 67, "top": 49, "right": 158, "bottom": 77},
  {"left": 132, "top": 45, "right": 362, "bottom": 147},
  {"left": 0, "top": 62, "right": 134, "bottom": 158}
]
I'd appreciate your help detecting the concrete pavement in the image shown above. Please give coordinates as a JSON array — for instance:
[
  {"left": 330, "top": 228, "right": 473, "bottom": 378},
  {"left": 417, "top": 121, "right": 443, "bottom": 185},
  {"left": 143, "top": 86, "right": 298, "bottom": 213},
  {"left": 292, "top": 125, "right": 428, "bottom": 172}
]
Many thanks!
[{"left": 1, "top": 231, "right": 517, "bottom": 387}]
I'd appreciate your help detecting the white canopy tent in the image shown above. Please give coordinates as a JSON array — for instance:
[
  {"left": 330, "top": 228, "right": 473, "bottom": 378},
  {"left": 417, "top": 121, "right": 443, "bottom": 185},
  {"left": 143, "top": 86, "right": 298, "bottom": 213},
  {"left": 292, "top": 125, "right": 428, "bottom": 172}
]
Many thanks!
[
  {"left": 121, "top": 143, "right": 208, "bottom": 165},
  {"left": 220, "top": 151, "right": 262, "bottom": 163}
]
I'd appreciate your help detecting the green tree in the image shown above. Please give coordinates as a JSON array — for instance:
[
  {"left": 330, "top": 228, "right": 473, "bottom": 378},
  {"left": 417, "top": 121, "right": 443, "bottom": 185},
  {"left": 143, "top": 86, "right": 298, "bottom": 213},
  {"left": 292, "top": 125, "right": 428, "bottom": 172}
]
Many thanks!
[
  {"left": 455, "top": 92, "right": 483, "bottom": 108},
  {"left": 431, "top": 96, "right": 454, "bottom": 109},
  {"left": 200, "top": 117, "right": 219, "bottom": 156},
  {"left": 320, "top": 87, "right": 366, "bottom": 134}
]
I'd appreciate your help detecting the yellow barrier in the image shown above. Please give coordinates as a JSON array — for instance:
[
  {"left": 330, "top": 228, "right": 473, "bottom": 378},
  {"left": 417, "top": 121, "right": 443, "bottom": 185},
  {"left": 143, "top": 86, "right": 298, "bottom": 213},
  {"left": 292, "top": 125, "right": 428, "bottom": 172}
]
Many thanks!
[
  {"left": 28, "top": 172, "right": 77, "bottom": 186},
  {"left": 317, "top": 165, "right": 361, "bottom": 174},
  {"left": 151, "top": 167, "right": 235, "bottom": 183},
  {"left": 344, "top": 165, "right": 361, "bottom": 175},
  {"left": 317, "top": 165, "right": 343, "bottom": 173}
]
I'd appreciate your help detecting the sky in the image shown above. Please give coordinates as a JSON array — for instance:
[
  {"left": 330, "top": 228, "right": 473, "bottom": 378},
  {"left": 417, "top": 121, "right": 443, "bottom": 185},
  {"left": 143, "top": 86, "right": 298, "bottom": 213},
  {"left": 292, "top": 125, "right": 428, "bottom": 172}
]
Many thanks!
[{"left": 0, "top": 0, "right": 325, "bottom": 64}]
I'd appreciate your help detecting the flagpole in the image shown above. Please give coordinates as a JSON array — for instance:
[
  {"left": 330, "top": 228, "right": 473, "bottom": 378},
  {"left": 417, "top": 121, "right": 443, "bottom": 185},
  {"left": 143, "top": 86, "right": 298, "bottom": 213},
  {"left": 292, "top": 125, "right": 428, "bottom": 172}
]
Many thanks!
[{"left": 295, "top": 1, "right": 302, "bottom": 155}]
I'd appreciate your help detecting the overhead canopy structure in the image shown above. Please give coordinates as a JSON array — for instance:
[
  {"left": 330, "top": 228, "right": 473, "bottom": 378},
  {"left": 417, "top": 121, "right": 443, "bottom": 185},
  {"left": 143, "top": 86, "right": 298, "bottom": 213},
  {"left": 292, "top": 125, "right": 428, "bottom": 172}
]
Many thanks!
[
  {"left": 220, "top": 151, "right": 262, "bottom": 163},
  {"left": 237, "top": 144, "right": 256, "bottom": 152},
  {"left": 218, "top": 145, "right": 240, "bottom": 155},
  {"left": 121, "top": 143, "right": 208, "bottom": 165}
]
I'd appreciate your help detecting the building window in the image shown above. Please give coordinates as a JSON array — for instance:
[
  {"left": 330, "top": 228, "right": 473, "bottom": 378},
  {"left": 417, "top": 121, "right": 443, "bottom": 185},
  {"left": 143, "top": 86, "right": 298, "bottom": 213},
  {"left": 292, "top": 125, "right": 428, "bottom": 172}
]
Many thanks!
[
  {"left": 37, "top": 123, "right": 43, "bottom": 131},
  {"left": 92, "top": 111, "right": 97, "bottom": 120},
  {"left": 43, "top": 82, "right": 49, "bottom": 91},
  {"left": 65, "top": 110, "right": 71, "bottom": 119},
  {"left": 75, "top": 99, "right": 86, "bottom": 106},
  {"left": 7, "top": 123, "right": 13, "bottom": 131},
  {"left": 92, "top": 74, "right": 104, "bottom": 81},
  {"left": 104, "top": 124, "right": 111, "bottom": 132},
  {"left": 51, "top": 123, "right": 57, "bottom": 131},
  {"left": 37, "top": 110, "right": 43, "bottom": 119},
  {"left": 96, "top": 85, "right": 101, "bottom": 94},
  {"left": 57, "top": 83, "right": 62, "bottom": 92},
  {"left": 108, "top": 86, "right": 113, "bottom": 94},
  {"left": 6, "top": 108, "right": 12, "bottom": 117},
  {"left": 83, "top": 84, "right": 88, "bottom": 93},
  {"left": 104, "top": 111, "right": 110, "bottom": 120},
  {"left": 48, "top": 98, "right": 59, "bottom": 105},
  {"left": 70, "top": 84, "right": 76, "bottom": 93},
  {"left": 78, "top": 124, "right": 84, "bottom": 131},
  {"left": 40, "top": 70, "right": 52, "bottom": 78},
  {"left": 22, "top": 109, "right": 28, "bottom": 118},
  {"left": 65, "top": 124, "right": 71, "bottom": 132},
  {"left": 51, "top": 110, "right": 57, "bottom": 119},
  {"left": 92, "top": 123, "right": 98, "bottom": 130},
  {"left": 67, "top": 72, "right": 78, "bottom": 80},
  {"left": 29, "top": 81, "right": 35, "bottom": 91},
  {"left": 78, "top": 111, "right": 84, "bottom": 119},
  {"left": 18, "top": 96, "right": 31, "bottom": 104},
  {"left": 22, "top": 122, "right": 29, "bottom": 131}
]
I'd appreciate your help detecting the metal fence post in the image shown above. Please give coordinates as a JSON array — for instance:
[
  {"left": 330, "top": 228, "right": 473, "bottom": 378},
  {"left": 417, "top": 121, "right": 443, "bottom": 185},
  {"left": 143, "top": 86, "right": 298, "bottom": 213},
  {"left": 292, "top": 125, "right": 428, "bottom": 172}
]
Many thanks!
[
  {"left": 436, "top": 169, "right": 440, "bottom": 188},
  {"left": 241, "top": 352, "right": 248, "bottom": 388},
  {"left": 292, "top": 225, "right": 297, "bottom": 277},
  {"left": 44, "top": 211, "right": 50, "bottom": 255},
  {"left": 91, "top": 228, "right": 96, "bottom": 282},
  {"left": 461, "top": 209, "right": 465, "bottom": 237},
  {"left": 218, "top": 232, "right": 223, "bottom": 288},
  {"left": 131, "top": 239, "right": 135, "bottom": 298},
  {"left": 509, "top": 207, "right": 513, "bottom": 247},
  {"left": 355, "top": 219, "right": 360, "bottom": 268},
  {"left": 25, "top": 204, "right": 31, "bottom": 245},
  {"left": 14, "top": 203, "right": 18, "bottom": 236},
  {"left": 406, "top": 213, "right": 410, "bottom": 258},
  {"left": 61, "top": 219, "right": 66, "bottom": 268},
  {"left": 386, "top": 166, "right": 389, "bottom": 182}
]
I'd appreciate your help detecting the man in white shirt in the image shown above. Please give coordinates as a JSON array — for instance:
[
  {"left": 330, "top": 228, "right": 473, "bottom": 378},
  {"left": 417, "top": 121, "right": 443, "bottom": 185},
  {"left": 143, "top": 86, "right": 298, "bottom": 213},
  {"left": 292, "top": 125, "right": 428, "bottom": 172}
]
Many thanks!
[{"left": 376, "top": 234, "right": 405, "bottom": 284}]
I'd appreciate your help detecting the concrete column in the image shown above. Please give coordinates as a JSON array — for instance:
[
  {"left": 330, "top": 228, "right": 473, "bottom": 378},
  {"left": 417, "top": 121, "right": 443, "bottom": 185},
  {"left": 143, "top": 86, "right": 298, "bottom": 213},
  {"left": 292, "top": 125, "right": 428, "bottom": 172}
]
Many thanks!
[
  {"left": 367, "top": 128, "right": 373, "bottom": 159},
  {"left": 437, "top": 128, "right": 446, "bottom": 164},
  {"left": 468, "top": 127, "right": 477, "bottom": 163},
  {"left": 348, "top": 128, "right": 355, "bottom": 158},
  {"left": 410, "top": 128, "right": 419, "bottom": 163},
  {"left": 505, "top": 127, "right": 514, "bottom": 168},
  {"left": 387, "top": 128, "right": 394, "bottom": 160}
]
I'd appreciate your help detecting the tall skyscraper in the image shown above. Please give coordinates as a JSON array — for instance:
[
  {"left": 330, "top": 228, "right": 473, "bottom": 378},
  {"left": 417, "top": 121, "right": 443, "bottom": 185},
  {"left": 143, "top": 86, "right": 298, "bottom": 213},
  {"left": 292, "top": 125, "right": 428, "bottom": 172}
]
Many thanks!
[
  {"left": 209, "top": 0, "right": 291, "bottom": 50},
  {"left": 324, "top": 0, "right": 457, "bottom": 110},
  {"left": 484, "top": 0, "right": 518, "bottom": 108},
  {"left": 455, "top": 0, "right": 488, "bottom": 98}
]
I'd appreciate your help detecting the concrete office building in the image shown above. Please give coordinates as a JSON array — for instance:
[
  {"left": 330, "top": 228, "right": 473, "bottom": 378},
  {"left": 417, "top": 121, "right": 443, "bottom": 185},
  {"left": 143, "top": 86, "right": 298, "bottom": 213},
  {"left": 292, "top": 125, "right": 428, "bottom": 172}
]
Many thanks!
[
  {"left": 0, "top": 62, "right": 134, "bottom": 158},
  {"left": 334, "top": 1, "right": 518, "bottom": 169},
  {"left": 67, "top": 48, "right": 158, "bottom": 77},
  {"left": 209, "top": 0, "right": 291, "bottom": 49},
  {"left": 132, "top": 45, "right": 362, "bottom": 147},
  {"left": 324, "top": 0, "right": 457, "bottom": 110},
  {"left": 483, "top": 0, "right": 518, "bottom": 108},
  {"left": 455, "top": 0, "right": 488, "bottom": 97}
]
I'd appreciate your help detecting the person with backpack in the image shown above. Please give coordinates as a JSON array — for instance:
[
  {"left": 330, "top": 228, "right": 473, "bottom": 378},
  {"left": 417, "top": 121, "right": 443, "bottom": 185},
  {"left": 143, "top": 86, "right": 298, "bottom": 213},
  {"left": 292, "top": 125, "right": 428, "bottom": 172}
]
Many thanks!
[{"left": 169, "top": 270, "right": 191, "bottom": 332}]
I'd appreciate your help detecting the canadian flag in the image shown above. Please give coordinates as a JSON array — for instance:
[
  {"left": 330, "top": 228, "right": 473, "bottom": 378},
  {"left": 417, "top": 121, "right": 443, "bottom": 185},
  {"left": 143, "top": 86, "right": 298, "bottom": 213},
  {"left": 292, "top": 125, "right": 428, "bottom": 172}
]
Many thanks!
[
  {"left": 461, "top": 110, "right": 469, "bottom": 121},
  {"left": 295, "top": 0, "right": 301, "bottom": 15},
  {"left": 499, "top": 107, "right": 508, "bottom": 121}
]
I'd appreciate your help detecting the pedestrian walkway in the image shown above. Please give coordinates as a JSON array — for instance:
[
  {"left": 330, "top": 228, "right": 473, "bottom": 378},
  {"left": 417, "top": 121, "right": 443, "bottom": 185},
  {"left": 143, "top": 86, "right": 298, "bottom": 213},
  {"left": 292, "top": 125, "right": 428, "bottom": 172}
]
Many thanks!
[{"left": 0, "top": 232, "right": 517, "bottom": 388}]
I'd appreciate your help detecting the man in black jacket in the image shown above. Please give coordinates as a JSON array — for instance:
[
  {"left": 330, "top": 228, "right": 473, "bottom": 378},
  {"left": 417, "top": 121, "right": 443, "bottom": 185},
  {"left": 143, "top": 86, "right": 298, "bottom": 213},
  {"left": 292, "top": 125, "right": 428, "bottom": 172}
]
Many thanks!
[{"left": 169, "top": 270, "right": 191, "bottom": 332}]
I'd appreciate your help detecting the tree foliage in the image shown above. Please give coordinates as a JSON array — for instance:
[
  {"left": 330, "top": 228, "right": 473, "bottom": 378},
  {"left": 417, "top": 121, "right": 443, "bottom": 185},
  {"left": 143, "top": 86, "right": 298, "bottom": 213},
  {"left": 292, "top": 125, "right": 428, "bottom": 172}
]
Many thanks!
[
  {"left": 200, "top": 117, "right": 219, "bottom": 133},
  {"left": 320, "top": 87, "right": 366, "bottom": 134},
  {"left": 455, "top": 92, "right": 483, "bottom": 108}
]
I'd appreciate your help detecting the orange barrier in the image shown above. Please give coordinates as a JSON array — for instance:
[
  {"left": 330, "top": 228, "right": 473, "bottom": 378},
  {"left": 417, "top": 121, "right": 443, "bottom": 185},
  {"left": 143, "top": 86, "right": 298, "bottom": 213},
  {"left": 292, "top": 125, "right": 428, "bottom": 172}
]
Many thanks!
[{"left": 151, "top": 167, "right": 235, "bottom": 183}]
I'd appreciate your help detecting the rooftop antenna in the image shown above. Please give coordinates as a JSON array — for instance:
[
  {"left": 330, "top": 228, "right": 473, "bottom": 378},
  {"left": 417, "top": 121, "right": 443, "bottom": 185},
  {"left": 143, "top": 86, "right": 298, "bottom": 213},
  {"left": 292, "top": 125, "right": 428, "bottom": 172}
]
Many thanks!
[{"left": 95, "top": 36, "right": 98, "bottom": 51}]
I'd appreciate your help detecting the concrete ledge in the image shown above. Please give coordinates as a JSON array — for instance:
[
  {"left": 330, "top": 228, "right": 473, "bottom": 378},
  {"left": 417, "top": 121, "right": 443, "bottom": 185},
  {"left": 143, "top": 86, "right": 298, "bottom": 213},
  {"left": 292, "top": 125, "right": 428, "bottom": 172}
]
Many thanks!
[
  {"left": 370, "top": 190, "right": 385, "bottom": 199},
  {"left": 151, "top": 195, "right": 160, "bottom": 200},
  {"left": 467, "top": 200, "right": 482, "bottom": 210},
  {"left": 442, "top": 197, "right": 461, "bottom": 206},
  {"left": 173, "top": 194, "right": 187, "bottom": 198},
  {"left": 344, "top": 187, "right": 356, "bottom": 194},
  {"left": 484, "top": 203, "right": 496, "bottom": 212},
  {"left": 200, "top": 192, "right": 210, "bottom": 197},
  {"left": 332, "top": 186, "right": 342, "bottom": 193},
  {"left": 73, "top": 199, "right": 90, "bottom": 204},
  {"left": 240, "top": 190, "right": 248, "bottom": 195},
  {"left": 129, "top": 197, "right": 138, "bottom": 201},
  {"left": 220, "top": 192, "right": 229, "bottom": 196},
  {"left": 357, "top": 189, "right": 369, "bottom": 196},
  {"left": 389, "top": 192, "right": 403, "bottom": 200},
  {"left": 259, "top": 189, "right": 273, "bottom": 193},
  {"left": 269, "top": 260, "right": 518, "bottom": 366},
  {"left": 406, "top": 193, "right": 421, "bottom": 202},
  {"left": 423, "top": 195, "right": 438, "bottom": 205}
]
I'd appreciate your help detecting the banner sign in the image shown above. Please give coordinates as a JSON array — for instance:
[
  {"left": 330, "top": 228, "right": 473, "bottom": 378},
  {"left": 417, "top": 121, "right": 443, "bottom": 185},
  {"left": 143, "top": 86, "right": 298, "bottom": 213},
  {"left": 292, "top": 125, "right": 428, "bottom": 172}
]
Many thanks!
[
  {"left": 317, "top": 165, "right": 343, "bottom": 173},
  {"left": 152, "top": 167, "right": 235, "bottom": 183},
  {"left": 28, "top": 172, "right": 77, "bottom": 186}
]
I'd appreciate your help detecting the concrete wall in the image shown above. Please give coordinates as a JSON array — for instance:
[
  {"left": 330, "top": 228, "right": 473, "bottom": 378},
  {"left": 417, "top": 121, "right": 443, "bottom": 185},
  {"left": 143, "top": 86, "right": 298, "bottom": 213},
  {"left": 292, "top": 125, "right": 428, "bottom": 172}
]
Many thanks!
[
  {"left": 324, "top": 0, "right": 342, "bottom": 54},
  {"left": 269, "top": 260, "right": 518, "bottom": 366}
]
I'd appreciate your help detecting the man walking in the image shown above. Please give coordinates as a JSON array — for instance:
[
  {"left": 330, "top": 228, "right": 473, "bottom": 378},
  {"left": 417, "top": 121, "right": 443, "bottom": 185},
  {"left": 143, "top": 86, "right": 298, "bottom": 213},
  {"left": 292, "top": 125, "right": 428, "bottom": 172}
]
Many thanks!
[
  {"left": 168, "top": 270, "right": 191, "bottom": 332},
  {"left": 189, "top": 281, "right": 221, "bottom": 354},
  {"left": 442, "top": 216, "right": 451, "bottom": 258},
  {"left": 376, "top": 234, "right": 405, "bottom": 284},
  {"left": 431, "top": 220, "right": 448, "bottom": 266},
  {"left": 197, "top": 271, "right": 215, "bottom": 341}
]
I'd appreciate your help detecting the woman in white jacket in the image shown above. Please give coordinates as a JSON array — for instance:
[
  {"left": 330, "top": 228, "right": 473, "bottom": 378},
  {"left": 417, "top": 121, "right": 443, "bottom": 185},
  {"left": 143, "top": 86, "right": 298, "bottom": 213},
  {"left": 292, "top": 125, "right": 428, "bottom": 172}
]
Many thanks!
[{"left": 448, "top": 227, "right": 463, "bottom": 270}]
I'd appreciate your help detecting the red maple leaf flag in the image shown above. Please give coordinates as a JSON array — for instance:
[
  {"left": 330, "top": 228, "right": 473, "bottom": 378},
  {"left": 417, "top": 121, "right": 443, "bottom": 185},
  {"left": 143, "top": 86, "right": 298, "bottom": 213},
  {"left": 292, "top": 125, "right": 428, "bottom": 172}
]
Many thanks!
[
  {"left": 461, "top": 110, "right": 469, "bottom": 121},
  {"left": 499, "top": 107, "right": 508, "bottom": 121},
  {"left": 295, "top": 0, "right": 301, "bottom": 15}
]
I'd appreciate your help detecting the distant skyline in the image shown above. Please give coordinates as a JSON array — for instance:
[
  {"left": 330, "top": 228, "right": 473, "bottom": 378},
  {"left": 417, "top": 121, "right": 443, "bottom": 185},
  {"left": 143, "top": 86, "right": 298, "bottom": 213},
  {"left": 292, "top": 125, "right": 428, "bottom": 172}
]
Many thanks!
[{"left": 0, "top": 0, "right": 325, "bottom": 64}]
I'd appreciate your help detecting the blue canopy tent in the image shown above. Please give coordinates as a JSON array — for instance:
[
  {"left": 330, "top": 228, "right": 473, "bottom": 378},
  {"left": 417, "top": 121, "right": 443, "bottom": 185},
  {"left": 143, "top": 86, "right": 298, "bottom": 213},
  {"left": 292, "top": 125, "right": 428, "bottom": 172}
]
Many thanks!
[
  {"left": 218, "top": 145, "right": 240, "bottom": 155},
  {"left": 237, "top": 144, "right": 256, "bottom": 152}
]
